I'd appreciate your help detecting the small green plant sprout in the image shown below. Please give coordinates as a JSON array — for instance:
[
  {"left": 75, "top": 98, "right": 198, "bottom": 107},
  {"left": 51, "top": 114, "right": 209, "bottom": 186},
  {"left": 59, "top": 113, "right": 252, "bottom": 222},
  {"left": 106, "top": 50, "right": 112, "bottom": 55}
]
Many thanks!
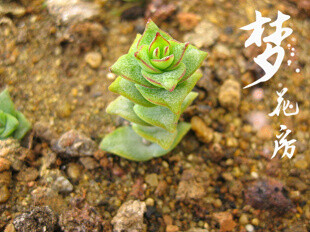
[
  {"left": 100, "top": 19, "right": 207, "bottom": 161},
  {"left": 0, "top": 89, "right": 31, "bottom": 140}
]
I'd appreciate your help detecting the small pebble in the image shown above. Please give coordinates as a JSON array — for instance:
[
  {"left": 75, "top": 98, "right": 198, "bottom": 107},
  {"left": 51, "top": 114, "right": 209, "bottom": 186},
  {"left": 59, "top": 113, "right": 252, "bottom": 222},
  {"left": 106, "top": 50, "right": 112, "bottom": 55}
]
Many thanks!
[
  {"left": 163, "top": 215, "right": 173, "bottom": 225},
  {"left": 111, "top": 200, "right": 146, "bottom": 232},
  {"left": 209, "top": 143, "right": 224, "bottom": 162},
  {"left": 79, "top": 157, "right": 99, "bottom": 170},
  {"left": 232, "top": 167, "right": 241, "bottom": 177},
  {"left": 245, "top": 224, "right": 255, "bottom": 232},
  {"left": 162, "top": 161, "right": 169, "bottom": 168},
  {"left": 162, "top": 206, "right": 171, "bottom": 214},
  {"left": 85, "top": 52, "right": 102, "bottom": 68},
  {"left": 177, "top": 12, "right": 201, "bottom": 30},
  {"left": 250, "top": 172, "right": 259, "bottom": 179},
  {"left": 252, "top": 88, "right": 264, "bottom": 101},
  {"left": 56, "top": 102, "right": 72, "bottom": 118},
  {"left": 53, "top": 176, "right": 74, "bottom": 193},
  {"left": 155, "top": 180, "right": 167, "bottom": 196},
  {"left": 187, "top": 154, "right": 194, "bottom": 161},
  {"left": 107, "top": 73, "right": 116, "bottom": 80},
  {"left": 246, "top": 111, "right": 269, "bottom": 131},
  {"left": 226, "top": 159, "right": 234, "bottom": 166},
  {"left": 71, "top": 88, "right": 78, "bottom": 97},
  {"left": 226, "top": 137, "right": 238, "bottom": 147},
  {"left": 222, "top": 172, "right": 234, "bottom": 181},
  {"left": 52, "top": 130, "right": 97, "bottom": 157},
  {"left": 239, "top": 214, "right": 249, "bottom": 225},
  {"left": 145, "top": 173, "right": 158, "bottom": 187},
  {"left": 166, "top": 225, "right": 179, "bottom": 232},
  {"left": 0, "top": 171, "right": 12, "bottom": 185},
  {"left": 46, "top": 0, "right": 101, "bottom": 23},
  {"left": 294, "top": 159, "right": 308, "bottom": 170},
  {"left": 0, "top": 158, "right": 11, "bottom": 172},
  {"left": 176, "top": 169, "right": 207, "bottom": 200},
  {"left": 214, "top": 43, "right": 230, "bottom": 59},
  {"left": 16, "top": 167, "right": 39, "bottom": 182},
  {"left": 251, "top": 218, "right": 259, "bottom": 226},
  {"left": 4, "top": 223, "right": 15, "bottom": 232},
  {"left": 218, "top": 79, "right": 241, "bottom": 110},
  {"left": 67, "top": 163, "right": 83, "bottom": 180},
  {"left": 145, "top": 198, "right": 155, "bottom": 207},
  {"left": 290, "top": 190, "right": 301, "bottom": 201},
  {"left": 213, "top": 199, "right": 222, "bottom": 208},
  {"left": 191, "top": 116, "right": 214, "bottom": 143},
  {"left": 0, "top": 185, "right": 10, "bottom": 203},
  {"left": 0, "top": 3, "right": 26, "bottom": 17},
  {"left": 183, "top": 20, "right": 219, "bottom": 48}
]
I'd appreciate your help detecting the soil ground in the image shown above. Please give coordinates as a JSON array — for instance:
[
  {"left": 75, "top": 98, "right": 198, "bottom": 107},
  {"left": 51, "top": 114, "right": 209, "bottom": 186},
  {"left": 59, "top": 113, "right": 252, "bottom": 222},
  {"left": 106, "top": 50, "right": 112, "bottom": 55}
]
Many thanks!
[{"left": 0, "top": 0, "right": 309, "bottom": 231}]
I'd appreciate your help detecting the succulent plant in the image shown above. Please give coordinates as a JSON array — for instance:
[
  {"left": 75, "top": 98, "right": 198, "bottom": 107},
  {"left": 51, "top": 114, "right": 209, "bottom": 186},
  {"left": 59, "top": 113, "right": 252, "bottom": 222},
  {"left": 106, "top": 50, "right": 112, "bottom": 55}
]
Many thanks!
[
  {"left": 0, "top": 89, "right": 31, "bottom": 140},
  {"left": 100, "top": 19, "right": 207, "bottom": 161}
]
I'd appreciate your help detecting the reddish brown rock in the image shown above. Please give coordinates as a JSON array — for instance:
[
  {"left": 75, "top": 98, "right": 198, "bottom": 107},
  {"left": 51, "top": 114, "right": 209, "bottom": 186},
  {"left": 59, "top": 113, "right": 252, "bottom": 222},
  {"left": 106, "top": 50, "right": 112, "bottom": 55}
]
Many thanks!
[
  {"left": 0, "top": 171, "right": 12, "bottom": 185},
  {"left": 130, "top": 177, "right": 145, "bottom": 200},
  {"left": 163, "top": 215, "right": 173, "bottom": 226},
  {"left": 228, "top": 180, "right": 243, "bottom": 197},
  {"left": 166, "top": 225, "right": 179, "bottom": 232},
  {"left": 209, "top": 143, "right": 225, "bottom": 162},
  {"left": 176, "top": 169, "right": 209, "bottom": 200},
  {"left": 0, "top": 157, "right": 11, "bottom": 172},
  {"left": 177, "top": 12, "right": 201, "bottom": 30},
  {"left": 16, "top": 167, "right": 39, "bottom": 182},
  {"left": 155, "top": 180, "right": 168, "bottom": 197},
  {"left": 68, "top": 22, "right": 106, "bottom": 52},
  {"left": 59, "top": 203, "right": 109, "bottom": 232},
  {"left": 0, "top": 139, "right": 26, "bottom": 171},
  {"left": 112, "top": 165, "right": 125, "bottom": 177},
  {"left": 145, "top": 0, "right": 176, "bottom": 24},
  {"left": 245, "top": 178, "right": 294, "bottom": 214},
  {"left": 33, "top": 122, "right": 58, "bottom": 143},
  {"left": 79, "top": 157, "right": 99, "bottom": 170},
  {"left": 52, "top": 130, "right": 97, "bottom": 157},
  {"left": 213, "top": 211, "right": 236, "bottom": 232},
  {"left": 111, "top": 200, "right": 146, "bottom": 232}
]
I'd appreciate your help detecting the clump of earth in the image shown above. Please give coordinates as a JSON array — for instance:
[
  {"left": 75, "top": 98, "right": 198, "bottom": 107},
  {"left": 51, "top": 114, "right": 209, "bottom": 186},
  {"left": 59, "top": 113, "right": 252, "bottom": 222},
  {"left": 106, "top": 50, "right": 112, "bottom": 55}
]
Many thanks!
[{"left": 0, "top": 0, "right": 309, "bottom": 231}]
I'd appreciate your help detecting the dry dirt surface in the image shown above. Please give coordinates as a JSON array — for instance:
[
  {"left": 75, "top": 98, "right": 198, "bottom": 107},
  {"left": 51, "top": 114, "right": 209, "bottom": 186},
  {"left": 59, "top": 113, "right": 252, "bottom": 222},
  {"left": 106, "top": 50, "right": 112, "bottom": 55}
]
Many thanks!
[{"left": 0, "top": 0, "right": 309, "bottom": 231}]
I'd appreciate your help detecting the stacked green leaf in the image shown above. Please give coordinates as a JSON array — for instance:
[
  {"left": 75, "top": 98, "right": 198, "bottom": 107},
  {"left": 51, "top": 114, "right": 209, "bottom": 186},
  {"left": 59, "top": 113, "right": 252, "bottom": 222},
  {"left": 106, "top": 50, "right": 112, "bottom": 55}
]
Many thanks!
[
  {"left": 0, "top": 89, "right": 31, "bottom": 140},
  {"left": 100, "top": 19, "right": 207, "bottom": 161}
]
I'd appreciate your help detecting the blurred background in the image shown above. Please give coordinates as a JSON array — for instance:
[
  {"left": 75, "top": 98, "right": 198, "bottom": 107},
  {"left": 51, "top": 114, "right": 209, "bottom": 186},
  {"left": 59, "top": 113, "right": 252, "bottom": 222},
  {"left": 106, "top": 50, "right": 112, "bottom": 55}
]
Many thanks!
[{"left": 0, "top": 0, "right": 309, "bottom": 231}]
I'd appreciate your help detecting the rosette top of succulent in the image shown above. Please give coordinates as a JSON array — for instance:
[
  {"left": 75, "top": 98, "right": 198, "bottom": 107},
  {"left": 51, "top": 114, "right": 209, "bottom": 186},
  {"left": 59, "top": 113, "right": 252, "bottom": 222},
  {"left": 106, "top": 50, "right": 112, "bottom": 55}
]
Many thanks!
[{"left": 110, "top": 19, "right": 207, "bottom": 92}]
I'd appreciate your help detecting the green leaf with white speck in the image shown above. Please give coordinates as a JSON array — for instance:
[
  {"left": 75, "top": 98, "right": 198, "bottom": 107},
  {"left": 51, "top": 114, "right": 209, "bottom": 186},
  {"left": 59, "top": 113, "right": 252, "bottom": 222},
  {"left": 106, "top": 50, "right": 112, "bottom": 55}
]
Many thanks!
[
  {"left": 179, "top": 45, "right": 208, "bottom": 82},
  {"left": 109, "top": 76, "right": 155, "bottom": 107},
  {"left": 132, "top": 123, "right": 177, "bottom": 149},
  {"left": 106, "top": 96, "right": 150, "bottom": 126},
  {"left": 136, "top": 70, "right": 202, "bottom": 115},
  {"left": 99, "top": 122, "right": 191, "bottom": 161},
  {"left": 110, "top": 54, "right": 156, "bottom": 88},
  {"left": 133, "top": 91, "right": 199, "bottom": 132}
]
